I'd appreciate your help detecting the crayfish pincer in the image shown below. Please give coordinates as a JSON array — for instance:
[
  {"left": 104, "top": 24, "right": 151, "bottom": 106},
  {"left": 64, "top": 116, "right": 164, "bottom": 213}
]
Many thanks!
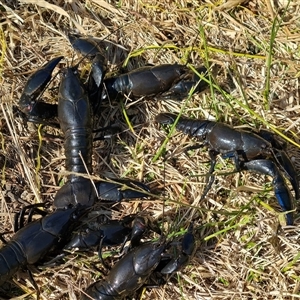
[
  {"left": 240, "top": 160, "right": 294, "bottom": 225},
  {"left": 156, "top": 112, "right": 297, "bottom": 225},
  {"left": 81, "top": 225, "right": 195, "bottom": 300},
  {"left": 0, "top": 204, "right": 86, "bottom": 285},
  {"left": 19, "top": 56, "right": 63, "bottom": 123}
]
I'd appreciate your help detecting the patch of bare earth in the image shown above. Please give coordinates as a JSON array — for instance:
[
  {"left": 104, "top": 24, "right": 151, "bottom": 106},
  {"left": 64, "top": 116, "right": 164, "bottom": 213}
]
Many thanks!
[{"left": 0, "top": 0, "right": 300, "bottom": 299}]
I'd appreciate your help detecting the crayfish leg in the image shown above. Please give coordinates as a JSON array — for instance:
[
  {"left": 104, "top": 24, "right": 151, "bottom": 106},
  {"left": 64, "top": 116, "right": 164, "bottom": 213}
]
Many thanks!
[
  {"left": 14, "top": 203, "right": 48, "bottom": 232},
  {"left": 200, "top": 150, "right": 218, "bottom": 201}
]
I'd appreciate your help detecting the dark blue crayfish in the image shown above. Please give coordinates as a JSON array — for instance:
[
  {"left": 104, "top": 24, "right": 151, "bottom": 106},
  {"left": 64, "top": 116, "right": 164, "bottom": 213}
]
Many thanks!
[
  {"left": 81, "top": 224, "right": 195, "bottom": 300},
  {"left": 156, "top": 112, "right": 299, "bottom": 225}
]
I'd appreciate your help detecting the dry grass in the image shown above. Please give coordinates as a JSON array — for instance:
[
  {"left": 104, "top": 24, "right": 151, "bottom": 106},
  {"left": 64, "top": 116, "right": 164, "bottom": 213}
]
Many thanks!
[{"left": 1, "top": 0, "right": 300, "bottom": 299}]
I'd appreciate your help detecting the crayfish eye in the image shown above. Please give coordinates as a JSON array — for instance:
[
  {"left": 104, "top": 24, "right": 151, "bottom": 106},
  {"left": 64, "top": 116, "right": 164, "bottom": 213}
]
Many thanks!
[
  {"left": 24, "top": 104, "right": 31, "bottom": 113},
  {"left": 261, "top": 142, "right": 271, "bottom": 152},
  {"left": 23, "top": 100, "right": 36, "bottom": 113}
]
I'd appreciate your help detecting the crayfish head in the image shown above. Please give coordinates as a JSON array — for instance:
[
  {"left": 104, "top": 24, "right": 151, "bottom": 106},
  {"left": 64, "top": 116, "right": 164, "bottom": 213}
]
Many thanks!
[
  {"left": 19, "top": 95, "right": 34, "bottom": 114},
  {"left": 133, "top": 241, "right": 166, "bottom": 275}
]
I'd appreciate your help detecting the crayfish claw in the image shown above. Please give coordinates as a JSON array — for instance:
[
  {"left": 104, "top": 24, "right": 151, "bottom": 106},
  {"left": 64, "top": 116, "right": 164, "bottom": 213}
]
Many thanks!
[
  {"left": 95, "top": 179, "right": 151, "bottom": 202},
  {"left": 241, "top": 159, "right": 294, "bottom": 225},
  {"left": 19, "top": 56, "right": 63, "bottom": 115}
]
